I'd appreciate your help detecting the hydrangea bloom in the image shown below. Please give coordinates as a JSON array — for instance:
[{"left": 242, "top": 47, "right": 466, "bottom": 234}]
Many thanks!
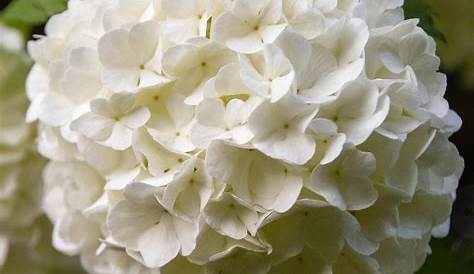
[{"left": 26, "top": 0, "right": 464, "bottom": 273}]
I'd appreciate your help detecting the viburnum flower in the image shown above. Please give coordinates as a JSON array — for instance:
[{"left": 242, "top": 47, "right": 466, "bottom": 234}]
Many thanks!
[
  {"left": 190, "top": 97, "right": 254, "bottom": 148},
  {"left": 107, "top": 182, "right": 199, "bottom": 268},
  {"left": 213, "top": 0, "right": 287, "bottom": 54},
  {"left": 240, "top": 43, "right": 295, "bottom": 102},
  {"left": 98, "top": 20, "right": 168, "bottom": 92},
  {"left": 71, "top": 92, "right": 151, "bottom": 150},
  {"left": 26, "top": 0, "right": 464, "bottom": 273}
]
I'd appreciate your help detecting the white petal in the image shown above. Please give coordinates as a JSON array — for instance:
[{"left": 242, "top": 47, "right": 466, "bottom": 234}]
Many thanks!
[
  {"left": 99, "top": 29, "right": 138, "bottom": 67},
  {"left": 269, "top": 247, "right": 332, "bottom": 274},
  {"left": 196, "top": 98, "right": 226, "bottom": 127},
  {"left": 248, "top": 95, "right": 317, "bottom": 165},
  {"left": 159, "top": 158, "right": 213, "bottom": 219},
  {"left": 173, "top": 217, "right": 199, "bottom": 256},
  {"left": 214, "top": 63, "right": 250, "bottom": 96},
  {"left": 121, "top": 106, "right": 151, "bottom": 129},
  {"left": 38, "top": 93, "right": 72, "bottom": 127},
  {"left": 102, "top": 67, "right": 141, "bottom": 92},
  {"left": 129, "top": 21, "right": 160, "bottom": 65},
  {"left": 240, "top": 43, "right": 294, "bottom": 102},
  {"left": 104, "top": 123, "right": 133, "bottom": 150},
  {"left": 213, "top": 13, "right": 261, "bottom": 54},
  {"left": 70, "top": 113, "right": 114, "bottom": 141},
  {"left": 287, "top": 9, "right": 325, "bottom": 39},
  {"left": 334, "top": 18, "right": 369, "bottom": 64},
  {"left": 108, "top": 200, "right": 161, "bottom": 250},
  {"left": 308, "top": 148, "right": 378, "bottom": 210},
  {"left": 203, "top": 193, "right": 259, "bottom": 239},
  {"left": 138, "top": 214, "right": 180, "bottom": 268},
  {"left": 190, "top": 123, "right": 227, "bottom": 149},
  {"left": 275, "top": 30, "right": 312, "bottom": 85},
  {"left": 133, "top": 128, "right": 188, "bottom": 183},
  {"left": 26, "top": 64, "right": 49, "bottom": 101},
  {"left": 206, "top": 140, "right": 303, "bottom": 212}
]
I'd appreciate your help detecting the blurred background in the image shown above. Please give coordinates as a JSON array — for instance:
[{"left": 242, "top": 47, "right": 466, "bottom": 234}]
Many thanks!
[
  {"left": 0, "top": 0, "right": 473, "bottom": 273},
  {"left": 406, "top": 0, "right": 474, "bottom": 272}
]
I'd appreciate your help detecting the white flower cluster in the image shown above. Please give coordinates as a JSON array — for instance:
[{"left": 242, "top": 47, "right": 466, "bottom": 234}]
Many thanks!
[{"left": 27, "top": 0, "right": 464, "bottom": 273}]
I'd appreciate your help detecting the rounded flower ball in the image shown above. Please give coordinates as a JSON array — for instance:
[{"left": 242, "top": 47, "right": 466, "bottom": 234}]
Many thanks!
[{"left": 26, "top": 0, "right": 464, "bottom": 273}]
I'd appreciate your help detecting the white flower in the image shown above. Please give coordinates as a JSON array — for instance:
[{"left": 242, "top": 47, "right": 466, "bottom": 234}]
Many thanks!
[
  {"left": 71, "top": 92, "right": 150, "bottom": 150},
  {"left": 355, "top": 0, "right": 404, "bottom": 29},
  {"left": 160, "top": 0, "right": 210, "bottom": 43},
  {"left": 248, "top": 94, "right": 318, "bottom": 165},
  {"left": 203, "top": 62, "right": 252, "bottom": 99},
  {"left": 52, "top": 210, "right": 101, "bottom": 256},
  {"left": 417, "top": 133, "right": 464, "bottom": 195},
  {"left": 397, "top": 190, "right": 453, "bottom": 240},
  {"left": 157, "top": 157, "right": 214, "bottom": 220},
  {"left": 317, "top": 79, "right": 390, "bottom": 145},
  {"left": 240, "top": 43, "right": 295, "bottom": 102},
  {"left": 162, "top": 38, "right": 236, "bottom": 105},
  {"left": 308, "top": 147, "right": 378, "bottom": 211},
  {"left": 372, "top": 235, "right": 430, "bottom": 274},
  {"left": 188, "top": 224, "right": 267, "bottom": 265},
  {"left": 268, "top": 246, "right": 332, "bottom": 274},
  {"left": 307, "top": 118, "right": 346, "bottom": 165},
  {"left": 275, "top": 28, "right": 366, "bottom": 103},
  {"left": 132, "top": 128, "right": 189, "bottom": 186},
  {"left": 206, "top": 140, "right": 303, "bottom": 213},
  {"left": 374, "top": 71, "right": 426, "bottom": 140},
  {"left": 63, "top": 161, "right": 105, "bottom": 211},
  {"left": 76, "top": 136, "right": 138, "bottom": 179},
  {"left": 98, "top": 21, "right": 168, "bottom": 92},
  {"left": 24, "top": 0, "right": 464, "bottom": 272},
  {"left": 146, "top": 92, "right": 196, "bottom": 153},
  {"left": 213, "top": 0, "right": 287, "bottom": 53},
  {"left": 190, "top": 98, "right": 253, "bottom": 148},
  {"left": 107, "top": 182, "right": 199, "bottom": 268},
  {"left": 103, "top": 0, "right": 157, "bottom": 31},
  {"left": 260, "top": 200, "right": 377, "bottom": 264},
  {"left": 203, "top": 192, "right": 261, "bottom": 240},
  {"left": 205, "top": 250, "right": 271, "bottom": 274},
  {"left": 282, "top": 0, "right": 326, "bottom": 39}
]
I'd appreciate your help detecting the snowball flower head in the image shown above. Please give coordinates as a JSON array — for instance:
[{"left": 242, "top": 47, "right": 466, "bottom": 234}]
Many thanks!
[{"left": 27, "top": 0, "right": 464, "bottom": 273}]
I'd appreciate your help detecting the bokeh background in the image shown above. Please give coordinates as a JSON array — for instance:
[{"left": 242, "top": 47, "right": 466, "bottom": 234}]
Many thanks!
[
  {"left": 0, "top": 0, "right": 473, "bottom": 273},
  {"left": 408, "top": 0, "right": 474, "bottom": 273}
]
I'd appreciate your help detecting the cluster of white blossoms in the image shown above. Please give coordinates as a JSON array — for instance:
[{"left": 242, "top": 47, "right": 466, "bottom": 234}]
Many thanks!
[{"left": 26, "top": 0, "right": 464, "bottom": 273}]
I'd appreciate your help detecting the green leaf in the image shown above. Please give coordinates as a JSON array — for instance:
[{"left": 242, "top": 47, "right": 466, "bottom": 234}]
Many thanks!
[
  {"left": 0, "top": 46, "right": 31, "bottom": 125},
  {"left": 1, "top": 0, "right": 67, "bottom": 25},
  {"left": 0, "top": 0, "right": 67, "bottom": 40},
  {"left": 416, "top": 237, "right": 474, "bottom": 274},
  {"left": 0, "top": 19, "right": 32, "bottom": 39},
  {"left": 404, "top": 0, "right": 447, "bottom": 42},
  {"left": 0, "top": 47, "right": 31, "bottom": 100}
]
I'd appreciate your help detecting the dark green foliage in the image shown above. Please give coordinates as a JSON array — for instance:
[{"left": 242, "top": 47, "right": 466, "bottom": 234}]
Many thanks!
[
  {"left": 404, "top": 0, "right": 447, "bottom": 42},
  {"left": 0, "top": 0, "right": 67, "bottom": 38},
  {"left": 417, "top": 237, "right": 474, "bottom": 274}
]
